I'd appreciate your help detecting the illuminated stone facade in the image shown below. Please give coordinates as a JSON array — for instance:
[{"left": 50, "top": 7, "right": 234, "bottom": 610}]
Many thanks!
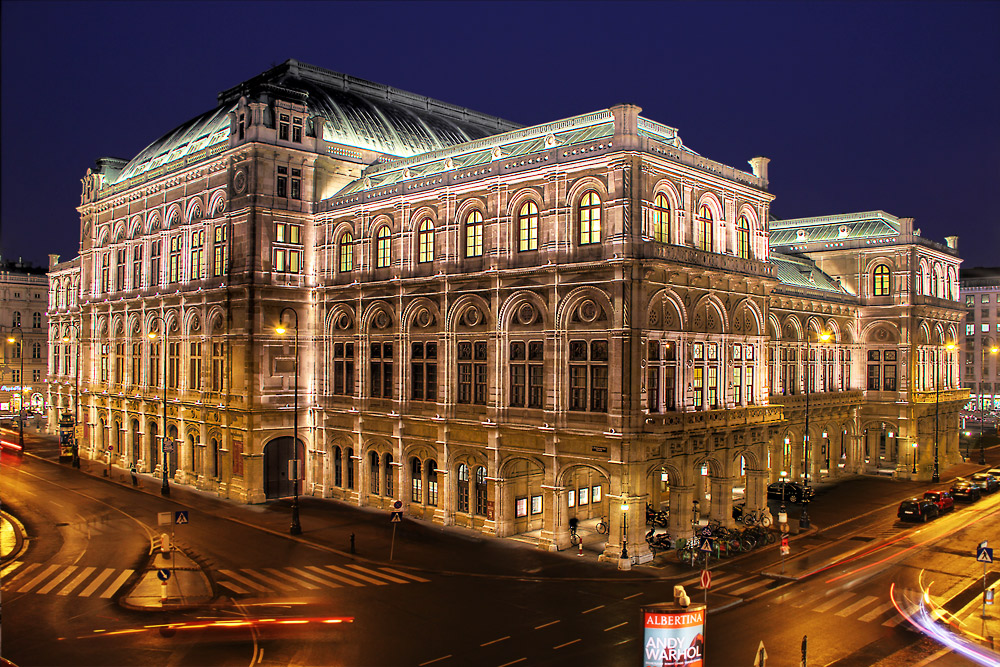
[
  {"left": 48, "top": 60, "right": 966, "bottom": 562},
  {"left": 1, "top": 259, "right": 49, "bottom": 417}
]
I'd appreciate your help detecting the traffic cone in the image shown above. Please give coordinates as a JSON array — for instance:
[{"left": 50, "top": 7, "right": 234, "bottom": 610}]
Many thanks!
[{"left": 577, "top": 541, "right": 584, "bottom": 557}]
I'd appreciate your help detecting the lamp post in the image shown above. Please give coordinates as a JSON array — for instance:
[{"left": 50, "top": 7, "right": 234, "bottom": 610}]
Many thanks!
[
  {"left": 981, "top": 346, "right": 999, "bottom": 465},
  {"left": 6, "top": 327, "right": 25, "bottom": 454},
  {"left": 800, "top": 330, "right": 830, "bottom": 530},
  {"left": 932, "top": 341, "right": 957, "bottom": 483},
  {"left": 147, "top": 315, "right": 171, "bottom": 496},
  {"left": 62, "top": 323, "right": 82, "bottom": 468},
  {"left": 619, "top": 500, "right": 630, "bottom": 562},
  {"left": 911, "top": 442, "right": 918, "bottom": 475},
  {"left": 276, "top": 307, "right": 302, "bottom": 535}
]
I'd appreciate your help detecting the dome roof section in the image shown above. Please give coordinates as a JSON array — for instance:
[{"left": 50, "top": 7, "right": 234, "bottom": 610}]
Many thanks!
[{"left": 108, "top": 59, "right": 520, "bottom": 187}]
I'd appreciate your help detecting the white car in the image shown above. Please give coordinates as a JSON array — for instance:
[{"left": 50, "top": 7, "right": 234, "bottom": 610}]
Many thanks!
[{"left": 987, "top": 467, "right": 1000, "bottom": 479}]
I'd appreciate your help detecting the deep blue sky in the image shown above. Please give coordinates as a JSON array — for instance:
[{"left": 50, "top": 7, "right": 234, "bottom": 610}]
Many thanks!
[{"left": 2, "top": 1, "right": 998, "bottom": 268}]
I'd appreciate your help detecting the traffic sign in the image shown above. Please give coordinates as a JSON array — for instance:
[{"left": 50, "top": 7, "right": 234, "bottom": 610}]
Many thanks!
[
  {"left": 780, "top": 535, "right": 790, "bottom": 555},
  {"left": 390, "top": 511, "right": 403, "bottom": 523},
  {"left": 753, "top": 641, "right": 768, "bottom": 667},
  {"left": 976, "top": 546, "right": 993, "bottom": 564},
  {"left": 393, "top": 500, "right": 403, "bottom": 510},
  {"left": 163, "top": 438, "right": 174, "bottom": 453},
  {"left": 700, "top": 569, "right": 711, "bottom": 589},
  {"left": 699, "top": 537, "right": 713, "bottom": 552},
  {"left": 700, "top": 527, "right": 713, "bottom": 537},
  {"left": 157, "top": 512, "right": 172, "bottom": 526},
  {"left": 174, "top": 510, "right": 189, "bottom": 525},
  {"left": 780, "top": 522, "right": 790, "bottom": 533},
  {"left": 156, "top": 568, "right": 171, "bottom": 581}
]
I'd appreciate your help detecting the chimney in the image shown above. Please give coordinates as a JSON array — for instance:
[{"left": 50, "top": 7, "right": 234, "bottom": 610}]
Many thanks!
[
  {"left": 748, "top": 157, "right": 770, "bottom": 182},
  {"left": 610, "top": 104, "right": 642, "bottom": 138},
  {"left": 945, "top": 235, "right": 959, "bottom": 250},
  {"left": 898, "top": 217, "right": 914, "bottom": 235}
]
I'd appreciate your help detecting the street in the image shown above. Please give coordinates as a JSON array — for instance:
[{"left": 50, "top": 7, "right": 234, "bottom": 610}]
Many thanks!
[{"left": 2, "top": 427, "right": 998, "bottom": 666}]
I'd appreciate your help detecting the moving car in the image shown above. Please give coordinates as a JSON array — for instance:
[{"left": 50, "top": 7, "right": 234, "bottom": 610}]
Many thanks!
[
  {"left": 922, "top": 490, "right": 954, "bottom": 513},
  {"left": 766, "top": 481, "right": 815, "bottom": 504},
  {"left": 950, "top": 480, "right": 983, "bottom": 501},
  {"left": 970, "top": 472, "right": 1000, "bottom": 494},
  {"left": 987, "top": 467, "right": 1000, "bottom": 478},
  {"left": 898, "top": 497, "right": 940, "bottom": 522}
]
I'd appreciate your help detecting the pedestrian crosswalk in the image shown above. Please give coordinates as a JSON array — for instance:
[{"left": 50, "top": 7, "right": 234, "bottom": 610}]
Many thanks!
[
  {"left": 214, "top": 564, "right": 430, "bottom": 596},
  {"left": 676, "top": 570, "right": 906, "bottom": 626},
  {"left": 1, "top": 561, "right": 135, "bottom": 599}
]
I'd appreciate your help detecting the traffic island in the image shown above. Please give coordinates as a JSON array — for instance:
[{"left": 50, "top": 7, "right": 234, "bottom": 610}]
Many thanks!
[{"left": 120, "top": 545, "right": 214, "bottom": 611}]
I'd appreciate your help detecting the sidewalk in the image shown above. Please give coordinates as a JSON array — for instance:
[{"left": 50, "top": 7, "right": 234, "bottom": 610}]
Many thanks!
[{"left": 120, "top": 546, "right": 214, "bottom": 611}]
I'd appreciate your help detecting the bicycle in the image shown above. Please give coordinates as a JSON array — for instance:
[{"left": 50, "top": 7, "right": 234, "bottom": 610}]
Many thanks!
[
  {"left": 569, "top": 525, "right": 582, "bottom": 546},
  {"left": 741, "top": 507, "right": 773, "bottom": 527},
  {"left": 596, "top": 516, "right": 609, "bottom": 535}
]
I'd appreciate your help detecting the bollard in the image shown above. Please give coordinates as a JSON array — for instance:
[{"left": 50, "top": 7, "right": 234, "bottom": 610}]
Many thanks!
[
  {"left": 350, "top": 532, "right": 356, "bottom": 554},
  {"left": 578, "top": 541, "right": 584, "bottom": 557},
  {"left": 160, "top": 580, "right": 168, "bottom": 602}
]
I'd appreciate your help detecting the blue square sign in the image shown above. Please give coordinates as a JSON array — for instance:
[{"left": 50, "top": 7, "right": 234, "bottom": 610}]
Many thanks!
[{"left": 174, "top": 510, "right": 189, "bottom": 525}]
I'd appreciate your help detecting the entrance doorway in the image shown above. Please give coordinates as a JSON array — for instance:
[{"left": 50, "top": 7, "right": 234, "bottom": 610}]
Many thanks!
[{"left": 264, "top": 436, "right": 304, "bottom": 499}]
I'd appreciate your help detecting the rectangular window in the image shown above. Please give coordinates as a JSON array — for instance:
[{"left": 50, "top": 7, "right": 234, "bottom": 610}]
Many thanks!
[
  {"left": 277, "top": 166, "right": 287, "bottom": 197},
  {"left": 168, "top": 341, "right": 180, "bottom": 389},
  {"left": 474, "top": 342, "right": 488, "bottom": 405},
  {"left": 568, "top": 339, "right": 608, "bottom": 412},
  {"left": 238, "top": 113, "right": 245, "bottom": 140},
  {"left": 410, "top": 341, "right": 438, "bottom": 402},
  {"left": 211, "top": 342, "right": 225, "bottom": 392},
  {"left": 149, "top": 341, "right": 160, "bottom": 387},
  {"left": 292, "top": 117, "right": 302, "bottom": 143},
  {"left": 150, "top": 240, "right": 161, "bottom": 287},
  {"left": 332, "top": 342, "right": 354, "bottom": 396},
  {"left": 114, "top": 342, "right": 124, "bottom": 384},
  {"left": 867, "top": 364, "right": 881, "bottom": 391},
  {"left": 370, "top": 343, "right": 392, "bottom": 398},
  {"left": 457, "top": 341, "right": 487, "bottom": 405},
  {"left": 746, "top": 367, "right": 755, "bottom": 404},
  {"left": 189, "top": 342, "right": 202, "bottom": 391},
  {"left": 693, "top": 367, "right": 704, "bottom": 408},
  {"left": 190, "top": 229, "right": 205, "bottom": 280},
  {"left": 168, "top": 235, "right": 182, "bottom": 283},
  {"left": 882, "top": 364, "right": 897, "bottom": 391},
  {"left": 733, "top": 366, "right": 743, "bottom": 404},
  {"left": 273, "top": 248, "right": 303, "bottom": 274},
  {"left": 116, "top": 248, "right": 126, "bottom": 291},
  {"left": 509, "top": 341, "right": 543, "bottom": 408},
  {"left": 983, "top": 295, "right": 991, "bottom": 304},
  {"left": 100, "top": 342, "right": 109, "bottom": 382},
  {"left": 515, "top": 497, "right": 528, "bottom": 518},
  {"left": 708, "top": 365, "right": 718, "bottom": 408},
  {"left": 279, "top": 114, "right": 289, "bottom": 141},
  {"left": 101, "top": 251, "right": 111, "bottom": 293},
  {"left": 531, "top": 495, "right": 542, "bottom": 515},
  {"left": 132, "top": 244, "right": 143, "bottom": 289},
  {"left": 291, "top": 168, "right": 301, "bottom": 200},
  {"left": 213, "top": 225, "right": 228, "bottom": 277}
]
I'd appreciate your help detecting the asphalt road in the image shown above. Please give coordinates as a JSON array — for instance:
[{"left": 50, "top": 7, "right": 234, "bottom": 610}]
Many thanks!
[{"left": 3, "top": 426, "right": 998, "bottom": 666}]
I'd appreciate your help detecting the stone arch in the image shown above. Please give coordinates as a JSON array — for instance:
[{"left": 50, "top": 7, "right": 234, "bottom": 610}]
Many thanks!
[
  {"left": 111, "top": 313, "right": 126, "bottom": 337},
  {"left": 401, "top": 296, "right": 442, "bottom": 333},
  {"left": 360, "top": 300, "right": 395, "bottom": 335},
  {"left": 731, "top": 298, "right": 762, "bottom": 336},
  {"left": 445, "top": 293, "right": 493, "bottom": 333},
  {"left": 96, "top": 226, "right": 110, "bottom": 247},
  {"left": 146, "top": 211, "right": 162, "bottom": 234},
  {"left": 497, "top": 290, "right": 550, "bottom": 333},
  {"left": 644, "top": 460, "right": 687, "bottom": 487},
  {"left": 782, "top": 314, "right": 803, "bottom": 341},
  {"left": 695, "top": 191, "right": 724, "bottom": 221},
  {"left": 646, "top": 287, "right": 687, "bottom": 332},
  {"left": 506, "top": 187, "right": 544, "bottom": 220},
  {"left": 556, "top": 286, "right": 614, "bottom": 331},
  {"left": 768, "top": 313, "right": 782, "bottom": 340},
  {"left": 555, "top": 461, "right": 611, "bottom": 487},
  {"left": 325, "top": 303, "right": 357, "bottom": 334},
  {"left": 455, "top": 196, "right": 487, "bottom": 226},
  {"left": 690, "top": 293, "right": 728, "bottom": 334},
  {"left": 126, "top": 312, "right": 142, "bottom": 337},
  {"left": 185, "top": 197, "right": 204, "bottom": 224},
  {"left": 129, "top": 216, "right": 144, "bottom": 239},
  {"left": 566, "top": 175, "right": 610, "bottom": 212},
  {"left": 651, "top": 177, "right": 682, "bottom": 211},
  {"left": 207, "top": 305, "right": 227, "bottom": 334},
  {"left": 183, "top": 308, "right": 203, "bottom": 336},
  {"left": 262, "top": 435, "right": 304, "bottom": 500},
  {"left": 207, "top": 189, "right": 227, "bottom": 218},
  {"left": 862, "top": 320, "right": 900, "bottom": 344},
  {"left": 113, "top": 221, "right": 127, "bottom": 243},
  {"left": 165, "top": 204, "right": 182, "bottom": 229},
  {"left": 916, "top": 320, "right": 932, "bottom": 345},
  {"left": 407, "top": 206, "right": 438, "bottom": 233}
]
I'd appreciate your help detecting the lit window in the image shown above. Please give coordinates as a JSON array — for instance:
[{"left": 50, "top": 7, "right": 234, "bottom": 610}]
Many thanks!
[
  {"left": 457, "top": 464, "right": 470, "bottom": 513},
  {"left": 466, "top": 211, "right": 483, "bottom": 257},
  {"left": 736, "top": 215, "right": 752, "bottom": 259},
  {"left": 418, "top": 219, "right": 435, "bottom": 263},
  {"left": 872, "top": 265, "right": 890, "bottom": 296},
  {"left": 568, "top": 339, "right": 609, "bottom": 412},
  {"left": 518, "top": 201, "right": 539, "bottom": 252},
  {"left": 578, "top": 191, "right": 601, "bottom": 244},
  {"left": 651, "top": 194, "right": 670, "bottom": 243},
  {"left": 213, "top": 225, "right": 228, "bottom": 277},
  {"left": 376, "top": 226, "right": 391, "bottom": 268},
  {"left": 339, "top": 232, "right": 354, "bottom": 273},
  {"left": 116, "top": 247, "right": 126, "bottom": 291},
  {"left": 168, "top": 236, "right": 182, "bottom": 283},
  {"left": 697, "top": 205, "right": 713, "bottom": 252},
  {"left": 190, "top": 229, "right": 205, "bottom": 280}
]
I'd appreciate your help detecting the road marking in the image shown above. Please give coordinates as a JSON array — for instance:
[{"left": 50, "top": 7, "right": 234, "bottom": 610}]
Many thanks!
[
  {"left": 218, "top": 569, "right": 274, "bottom": 593},
  {"left": 623, "top": 592, "right": 643, "bottom": 600},
  {"left": 604, "top": 622, "right": 628, "bottom": 631},
  {"left": 264, "top": 568, "right": 320, "bottom": 590},
  {"left": 17, "top": 563, "right": 60, "bottom": 592},
  {"left": 57, "top": 566, "right": 96, "bottom": 596},
  {"left": 1, "top": 560, "right": 33, "bottom": 582},
  {"left": 534, "top": 620, "right": 560, "bottom": 630},
  {"left": 325, "top": 564, "right": 387, "bottom": 586},
  {"left": 727, "top": 579, "right": 771, "bottom": 596},
  {"left": 836, "top": 594, "right": 879, "bottom": 618},
  {"left": 345, "top": 564, "right": 410, "bottom": 584},
  {"left": 286, "top": 567, "right": 343, "bottom": 589},
  {"left": 418, "top": 656, "right": 452, "bottom": 666},
  {"left": 553, "top": 639, "right": 581, "bottom": 650},
  {"left": 242, "top": 569, "right": 296, "bottom": 591},
  {"left": 582, "top": 605, "right": 605, "bottom": 614},
  {"left": 218, "top": 580, "right": 249, "bottom": 595},
  {"left": 480, "top": 636, "right": 509, "bottom": 647},
  {"left": 36, "top": 566, "right": 76, "bottom": 595},
  {"left": 882, "top": 613, "right": 905, "bottom": 627},
  {"left": 305, "top": 565, "right": 364, "bottom": 587},
  {"left": 858, "top": 601, "right": 895, "bottom": 623},
  {"left": 380, "top": 567, "right": 430, "bottom": 583},
  {"left": 78, "top": 568, "right": 115, "bottom": 597},
  {"left": 813, "top": 592, "right": 855, "bottom": 613},
  {"left": 496, "top": 659, "right": 526, "bottom": 667},
  {"left": 99, "top": 570, "right": 133, "bottom": 598}
]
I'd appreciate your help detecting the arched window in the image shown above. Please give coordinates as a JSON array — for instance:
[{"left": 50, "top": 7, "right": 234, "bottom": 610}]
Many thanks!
[
  {"left": 474, "top": 466, "right": 487, "bottom": 516},
  {"left": 210, "top": 438, "right": 219, "bottom": 478},
  {"left": 375, "top": 226, "right": 391, "bottom": 268},
  {"left": 518, "top": 201, "right": 538, "bottom": 252},
  {"left": 410, "top": 456, "right": 422, "bottom": 502},
  {"left": 697, "top": 205, "right": 713, "bottom": 252},
  {"left": 916, "top": 267, "right": 924, "bottom": 295},
  {"left": 339, "top": 232, "right": 354, "bottom": 273},
  {"left": 465, "top": 210, "right": 483, "bottom": 257},
  {"left": 872, "top": 264, "right": 890, "bottom": 297},
  {"left": 457, "top": 463, "right": 470, "bottom": 513},
  {"left": 578, "top": 191, "right": 601, "bottom": 245},
  {"left": 333, "top": 446, "right": 343, "bottom": 487},
  {"left": 651, "top": 194, "right": 670, "bottom": 243},
  {"left": 426, "top": 459, "right": 439, "bottom": 506},
  {"left": 345, "top": 447, "right": 355, "bottom": 489},
  {"left": 369, "top": 451, "right": 380, "bottom": 495},
  {"left": 418, "top": 219, "right": 435, "bottom": 263},
  {"left": 736, "top": 215, "right": 752, "bottom": 259},
  {"left": 383, "top": 453, "right": 394, "bottom": 498}
]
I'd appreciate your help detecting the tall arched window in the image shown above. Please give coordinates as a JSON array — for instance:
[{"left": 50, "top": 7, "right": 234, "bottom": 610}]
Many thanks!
[
  {"left": 578, "top": 191, "right": 601, "bottom": 245},
  {"left": 872, "top": 264, "right": 890, "bottom": 297},
  {"left": 383, "top": 453, "right": 394, "bottom": 498},
  {"left": 339, "top": 232, "right": 354, "bottom": 273},
  {"left": 369, "top": 451, "right": 380, "bottom": 495},
  {"left": 651, "top": 194, "right": 670, "bottom": 243},
  {"left": 333, "top": 446, "right": 343, "bottom": 487},
  {"left": 426, "top": 459, "right": 439, "bottom": 506},
  {"left": 410, "top": 456, "right": 422, "bottom": 502},
  {"left": 376, "top": 226, "right": 391, "bottom": 268},
  {"left": 418, "top": 219, "right": 435, "bottom": 263},
  {"left": 474, "top": 466, "right": 487, "bottom": 516},
  {"left": 518, "top": 201, "right": 539, "bottom": 251},
  {"left": 736, "top": 215, "right": 752, "bottom": 259},
  {"left": 697, "top": 205, "right": 713, "bottom": 252},
  {"left": 465, "top": 210, "right": 483, "bottom": 257},
  {"left": 457, "top": 463, "right": 470, "bottom": 513}
]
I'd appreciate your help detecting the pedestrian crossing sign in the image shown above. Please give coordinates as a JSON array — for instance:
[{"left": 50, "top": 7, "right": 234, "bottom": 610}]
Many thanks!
[
  {"left": 174, "top": 511, "right": 189, "bottom": 525},
  {"left": 700, "top": 537, "right": 713, "bottom": 552},
  {"left": 977, "top": 546, "right": 993, "bottom": 564},
  {"left": 390, "top": 511, "right": 403, "bottom": 523}
]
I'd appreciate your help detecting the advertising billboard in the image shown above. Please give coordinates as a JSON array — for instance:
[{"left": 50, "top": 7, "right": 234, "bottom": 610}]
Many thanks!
[{"left": 642, "top": 603, "right": 705, "bottom": 667}]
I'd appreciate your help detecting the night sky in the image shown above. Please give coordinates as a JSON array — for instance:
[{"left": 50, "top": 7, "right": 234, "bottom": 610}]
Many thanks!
[{"left": 2, "top": 1, "right": 997, "bottom": 269}]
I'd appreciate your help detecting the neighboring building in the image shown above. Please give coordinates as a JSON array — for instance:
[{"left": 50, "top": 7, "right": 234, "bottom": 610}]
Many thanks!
[
  {"left": 1, "top": 258, "right": 50, "bottom": 417},
  {"left": 49, "top": 60, "right": 967, "bottom": 563},
  {"left": 960, "top": 267, "right": 1000, "bottom": 412}
]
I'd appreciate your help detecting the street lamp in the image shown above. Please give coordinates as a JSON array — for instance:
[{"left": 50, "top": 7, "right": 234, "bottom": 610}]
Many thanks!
[
  {"left": 619, "top": 501, "right": 629, "bottom": 561},
  {"left": 980, "top": 345, "right": 999, "bottom": 465},
  {"left": 801, "top": 329, "right": 830, "bottom": 530},
  {"left": 147, "top": 315, "right": 171, "bottom": 496},
  {"left": 62, "top": 323, "right": 82, "bottom": 468},
  {"left": 276, "top": 307, "right": 302, "bottom": 535},
  {"left": 6, "top": 327, "right": 25, "bottom": 454},
  {"left": 932, "top": 341, "right": 957, "bottom": 483},
  {"left": 911, "top": 442, "right": 918, "bottom": 475}
]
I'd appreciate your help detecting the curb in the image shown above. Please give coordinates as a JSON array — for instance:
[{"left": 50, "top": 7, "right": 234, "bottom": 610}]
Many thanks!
[{"left": 0, "top": 510, "right": 29, "bottom": 566}]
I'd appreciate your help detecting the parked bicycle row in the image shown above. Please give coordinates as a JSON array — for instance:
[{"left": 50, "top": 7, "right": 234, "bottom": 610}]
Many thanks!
[{"left": 645, "top": 519, "right": 778, "bottom": 566}]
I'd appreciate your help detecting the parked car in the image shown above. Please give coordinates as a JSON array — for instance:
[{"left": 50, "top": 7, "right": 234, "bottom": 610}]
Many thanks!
[
  {"left": 951, "top": 480, "right": 983, "bottom": 501},
  {"left": 766, "top": 481, "right": 815, "bottom": 504},
  {"left": 898, "top": 497, "right": 940, "bottom": 522},
  {"left": 923, "top": 490, "right": 955, "bottom": 513},
  {"left": 986, "top": 467, "right": 1000, "bottom": 479},
  {"left": 970, "top": 473, "right": 1000, "bottom": 494}
]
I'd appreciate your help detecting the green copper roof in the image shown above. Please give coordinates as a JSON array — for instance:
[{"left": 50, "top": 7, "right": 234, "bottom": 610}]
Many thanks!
[
  {"left": 770, "top": 252, "right": 846, "bottom": 295},
  {"left": 769, "top": 210, "right": 901, "bottom": 246}
]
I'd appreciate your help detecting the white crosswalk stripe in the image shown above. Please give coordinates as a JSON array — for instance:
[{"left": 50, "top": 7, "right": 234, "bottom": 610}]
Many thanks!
[
  {"left": 813, "top": 592, "right": 856, "bottom": 613},
  {"left": 2, "top": 563, "right": 133, "bottom": 598},
  {"left": 211, "top": 563, "right": 432, "bottom": 596},
  {"left": 726, "top": 578, "right": 772, "bottom": 597},
  {"left": 836, "top": 595, "right": 879, "bottom": 618},
  {"left": 858, "top": 601, "right": 895, "bottom": 623}
]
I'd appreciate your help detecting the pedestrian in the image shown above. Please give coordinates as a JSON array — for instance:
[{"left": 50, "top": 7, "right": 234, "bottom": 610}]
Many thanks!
[{"left": 130, "top": 463, "right": 138, "bottom": 486}]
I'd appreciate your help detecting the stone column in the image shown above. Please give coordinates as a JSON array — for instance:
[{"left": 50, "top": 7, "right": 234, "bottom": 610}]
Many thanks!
[
  {"left": 709, "top": 476, "right": 736, "bottom": 527},
  {"left": 538, "top": 485, "right": 566, "bottom": 551},
  {"left": 668, "top": 484, "right": 696, "bottom": 541},
  {"left": 745, "top": 469, "right": 768, "bottom": 512}
]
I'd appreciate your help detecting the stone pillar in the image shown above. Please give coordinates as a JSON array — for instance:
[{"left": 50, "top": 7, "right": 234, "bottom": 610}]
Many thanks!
[
  {"left": 745, "top": 469, "right": 768, "bottom": 512},
  {"left": 709, "top": 476, "right": 735, "bottom": 528},
  {"left": 668, "top": 485, "right": 696, "bottom": 541},
  {"left": 496, "top": 478, "right": 512, "bottom": 538},
  {"left": 538, "top": 486, "right": 566, "bottom": 551}
]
